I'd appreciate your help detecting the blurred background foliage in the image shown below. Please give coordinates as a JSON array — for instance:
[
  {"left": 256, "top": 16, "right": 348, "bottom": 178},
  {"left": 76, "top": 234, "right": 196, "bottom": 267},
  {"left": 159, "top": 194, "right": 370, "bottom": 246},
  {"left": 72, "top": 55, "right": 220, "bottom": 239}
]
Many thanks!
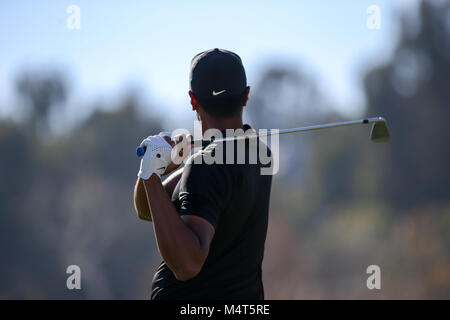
[{"left": 1, "top": 0, "right": 450, "bottom": 299}]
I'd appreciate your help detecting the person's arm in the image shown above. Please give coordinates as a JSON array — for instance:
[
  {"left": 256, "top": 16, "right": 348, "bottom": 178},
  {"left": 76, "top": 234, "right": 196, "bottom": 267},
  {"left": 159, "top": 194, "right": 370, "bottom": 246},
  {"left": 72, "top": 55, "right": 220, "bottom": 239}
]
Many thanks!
[
  {"left": 134, "top": 178, "right": 152, "bottom": 221},
  {"left": 143, "top": 174, "right": 215, "bottom": 281},
  {"left": 134, "top": 167, "right": 184, "bottom": 221}
]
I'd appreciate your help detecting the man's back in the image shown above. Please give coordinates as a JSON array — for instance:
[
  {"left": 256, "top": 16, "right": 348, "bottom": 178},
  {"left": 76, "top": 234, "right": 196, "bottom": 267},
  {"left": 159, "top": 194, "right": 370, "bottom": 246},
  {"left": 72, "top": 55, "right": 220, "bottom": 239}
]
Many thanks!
[{"left": 151, "top": 137, "right": 272, "bottom": 299}]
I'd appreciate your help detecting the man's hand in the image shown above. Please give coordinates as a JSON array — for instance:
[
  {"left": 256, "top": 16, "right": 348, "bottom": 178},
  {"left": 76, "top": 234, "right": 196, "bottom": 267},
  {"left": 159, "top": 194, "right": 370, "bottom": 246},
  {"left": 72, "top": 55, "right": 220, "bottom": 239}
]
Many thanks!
[
  {"left": 161, "top": 133, "right": 193, "bottom": 176},
  {"left": 134, "top": 132, "right": 192, "bottom": 221},
  {"left": 137, "top": 132, "right": 173, "bottom": 180}
]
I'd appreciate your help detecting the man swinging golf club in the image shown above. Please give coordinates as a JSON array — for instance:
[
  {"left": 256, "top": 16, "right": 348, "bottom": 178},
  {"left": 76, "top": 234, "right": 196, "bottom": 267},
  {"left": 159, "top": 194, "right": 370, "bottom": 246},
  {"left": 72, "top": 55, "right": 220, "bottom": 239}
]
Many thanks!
[{"left": 134, "top": 48, "right": 273, "bottom": 300}]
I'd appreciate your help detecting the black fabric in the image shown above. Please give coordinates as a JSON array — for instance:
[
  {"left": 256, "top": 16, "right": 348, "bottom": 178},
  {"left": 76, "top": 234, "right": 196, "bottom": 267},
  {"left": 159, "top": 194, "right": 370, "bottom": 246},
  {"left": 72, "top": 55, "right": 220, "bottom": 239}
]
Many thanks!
[{"left": 151, "top": 128, "right": 272, "bottom": 300}]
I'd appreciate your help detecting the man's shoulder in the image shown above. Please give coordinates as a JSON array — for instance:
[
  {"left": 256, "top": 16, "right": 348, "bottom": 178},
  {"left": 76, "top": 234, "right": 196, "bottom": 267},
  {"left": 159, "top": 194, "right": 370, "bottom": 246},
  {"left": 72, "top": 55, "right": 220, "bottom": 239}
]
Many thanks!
[{"left": 182, "top": 148, "right": 228, "bottom": 181}]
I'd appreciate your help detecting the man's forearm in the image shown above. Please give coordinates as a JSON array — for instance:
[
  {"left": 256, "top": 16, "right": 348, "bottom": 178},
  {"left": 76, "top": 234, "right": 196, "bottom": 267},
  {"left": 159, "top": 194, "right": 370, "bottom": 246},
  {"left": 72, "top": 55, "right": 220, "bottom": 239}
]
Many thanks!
[
  {"left": 134, "top": 168, "right": 183, "bottom": 221},
  {"left": 143, "top": 174, "right": 204, "bottom": 280},
  {"left": 134, "top": 178, "right": 152, "bottom": 221}
]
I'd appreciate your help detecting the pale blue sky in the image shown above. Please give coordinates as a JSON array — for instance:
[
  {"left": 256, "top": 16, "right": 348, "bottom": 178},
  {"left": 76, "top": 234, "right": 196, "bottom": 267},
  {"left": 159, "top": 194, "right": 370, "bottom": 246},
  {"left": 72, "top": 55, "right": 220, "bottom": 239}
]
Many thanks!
[{"left": 0, "top": 0, "right": 418, "bottom": 127}]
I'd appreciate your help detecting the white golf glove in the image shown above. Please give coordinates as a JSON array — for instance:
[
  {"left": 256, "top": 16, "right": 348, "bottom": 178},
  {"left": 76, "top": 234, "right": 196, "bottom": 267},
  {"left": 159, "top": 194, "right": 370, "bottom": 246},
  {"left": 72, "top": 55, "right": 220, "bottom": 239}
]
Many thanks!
[{"left": 137, "top": 132, "right": 173, "bottom": 180}]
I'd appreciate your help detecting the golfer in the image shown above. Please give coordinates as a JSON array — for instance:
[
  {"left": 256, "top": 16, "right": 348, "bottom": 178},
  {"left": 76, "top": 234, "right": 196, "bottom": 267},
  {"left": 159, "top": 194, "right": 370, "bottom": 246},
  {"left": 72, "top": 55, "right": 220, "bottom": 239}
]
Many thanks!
[{"left": 134, "top": 48, "right": 272, "bottom": 300}]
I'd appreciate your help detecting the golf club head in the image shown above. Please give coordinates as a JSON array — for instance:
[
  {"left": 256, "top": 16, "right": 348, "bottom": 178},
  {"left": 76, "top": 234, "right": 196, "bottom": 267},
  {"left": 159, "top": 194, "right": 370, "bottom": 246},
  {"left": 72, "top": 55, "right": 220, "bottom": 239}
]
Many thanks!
[{"left": 370, "top": 119, "right": 390, "bottom": 143}]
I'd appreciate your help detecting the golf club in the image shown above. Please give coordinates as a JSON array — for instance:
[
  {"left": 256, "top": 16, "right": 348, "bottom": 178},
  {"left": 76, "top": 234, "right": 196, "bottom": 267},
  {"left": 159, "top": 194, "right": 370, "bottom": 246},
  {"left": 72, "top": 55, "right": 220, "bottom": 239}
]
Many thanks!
[{"left": 136, "top": 116, "right": 390, "bottom": 157}]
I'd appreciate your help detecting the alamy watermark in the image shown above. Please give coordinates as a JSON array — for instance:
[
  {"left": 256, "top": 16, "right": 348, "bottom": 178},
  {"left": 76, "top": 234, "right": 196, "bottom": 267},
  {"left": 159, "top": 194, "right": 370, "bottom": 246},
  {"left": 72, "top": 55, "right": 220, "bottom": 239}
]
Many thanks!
[
  {"left": 366, "top": 5, "right": 381, "bottom": 30},
  {"left": 165, "top": 121, "right": 279, "bottom": 175},
  {"left": 66, "top": 5, "right": 81, "bottom": 30},
  {"left": 66, "top": 265, "right": 81, "bottom": 290},
  {"left": 366, "top": 265, "right": 381, "bottom": 290}
]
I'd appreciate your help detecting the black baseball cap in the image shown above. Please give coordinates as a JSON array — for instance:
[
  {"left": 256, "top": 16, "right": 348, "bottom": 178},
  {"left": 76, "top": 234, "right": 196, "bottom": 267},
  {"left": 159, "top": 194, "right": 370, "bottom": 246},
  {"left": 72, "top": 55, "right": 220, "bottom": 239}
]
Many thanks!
[{"left": 189, "top": 48, "right": 247, "bottom": 102}]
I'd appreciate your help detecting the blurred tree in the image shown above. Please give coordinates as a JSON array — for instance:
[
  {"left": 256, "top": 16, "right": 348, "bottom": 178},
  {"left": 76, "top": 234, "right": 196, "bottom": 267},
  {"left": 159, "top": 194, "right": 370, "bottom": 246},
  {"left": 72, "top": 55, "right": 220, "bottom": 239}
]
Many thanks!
[
  {"left": 15, "top": 70, "right": 68, "bottom": 135},
  {"left": 246, "top": 66, "right": 326, "bottom": 129},
  {"left": 363, "top": 0, "right": 450, "bottom": 209},
  {"left": 245, "top": 64, "right": 332, "bottom": 192},
  {"left": 1, "top": 81, "right": 164, "bottom": 298}
]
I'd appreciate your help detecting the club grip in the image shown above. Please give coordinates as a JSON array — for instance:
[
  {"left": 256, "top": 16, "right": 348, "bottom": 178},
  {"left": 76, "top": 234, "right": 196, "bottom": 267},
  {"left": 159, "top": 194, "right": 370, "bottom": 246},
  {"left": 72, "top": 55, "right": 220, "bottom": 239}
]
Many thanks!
[{"left": 136, "top": 139, "right": 197, "bottom": 158}]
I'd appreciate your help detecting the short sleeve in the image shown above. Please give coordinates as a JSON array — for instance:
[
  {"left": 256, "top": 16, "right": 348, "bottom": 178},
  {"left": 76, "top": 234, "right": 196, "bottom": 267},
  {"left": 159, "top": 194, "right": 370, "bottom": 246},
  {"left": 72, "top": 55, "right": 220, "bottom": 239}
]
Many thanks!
[{"left": 178, "top": 153, "right": 230, "bottom": 228}]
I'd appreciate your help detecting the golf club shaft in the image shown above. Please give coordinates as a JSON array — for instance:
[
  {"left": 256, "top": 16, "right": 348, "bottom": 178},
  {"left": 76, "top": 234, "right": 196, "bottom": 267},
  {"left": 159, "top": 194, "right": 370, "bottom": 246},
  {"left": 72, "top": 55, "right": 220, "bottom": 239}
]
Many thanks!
[
  {"left": 213, "top": 117, "right": 385, "bottom": 143},
  {"left": 136, "top": 117, "right": 386, "bottom": 157}
]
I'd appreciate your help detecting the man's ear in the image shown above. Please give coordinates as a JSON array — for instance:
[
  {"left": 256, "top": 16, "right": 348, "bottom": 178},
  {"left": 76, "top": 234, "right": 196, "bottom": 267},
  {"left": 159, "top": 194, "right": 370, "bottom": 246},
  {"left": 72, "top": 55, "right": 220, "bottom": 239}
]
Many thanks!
[
  {"left": 242, "top": 86, "right": 250, "bottom": 107},
  {"left": 189, "top": 91, "right": 199, "bottom": 111}
]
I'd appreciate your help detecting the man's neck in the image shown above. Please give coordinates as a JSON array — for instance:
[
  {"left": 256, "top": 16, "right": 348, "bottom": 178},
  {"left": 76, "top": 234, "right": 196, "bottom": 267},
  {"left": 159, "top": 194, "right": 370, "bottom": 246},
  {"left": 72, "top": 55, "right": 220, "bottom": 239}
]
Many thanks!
[{"left": 201, "top": 116, "right": 243, "bottom": 134}]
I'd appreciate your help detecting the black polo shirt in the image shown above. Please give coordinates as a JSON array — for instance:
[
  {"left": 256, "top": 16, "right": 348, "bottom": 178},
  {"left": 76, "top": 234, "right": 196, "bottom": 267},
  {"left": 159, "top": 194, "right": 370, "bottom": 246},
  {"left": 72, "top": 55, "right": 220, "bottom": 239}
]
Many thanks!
[{"left": 151, "top": 127, "right": 273, "bottom": 300}]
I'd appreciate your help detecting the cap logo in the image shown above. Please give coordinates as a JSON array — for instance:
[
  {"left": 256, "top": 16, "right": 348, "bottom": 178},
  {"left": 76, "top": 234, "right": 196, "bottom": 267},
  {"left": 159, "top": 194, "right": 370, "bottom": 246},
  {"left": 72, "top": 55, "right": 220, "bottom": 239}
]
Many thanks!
[{"left": 212, "top": 89, "right": 226, "bottom": 96}]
